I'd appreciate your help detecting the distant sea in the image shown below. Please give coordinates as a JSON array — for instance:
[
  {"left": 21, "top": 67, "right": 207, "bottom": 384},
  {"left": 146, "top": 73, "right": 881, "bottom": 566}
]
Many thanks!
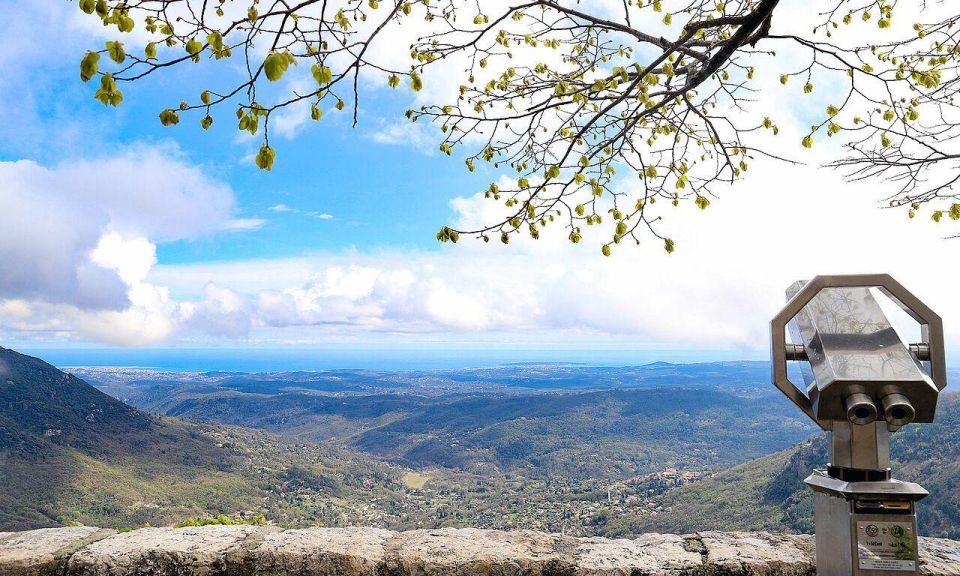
[{"left": 20, "top": 347, "right": 762, "bottom": 372}]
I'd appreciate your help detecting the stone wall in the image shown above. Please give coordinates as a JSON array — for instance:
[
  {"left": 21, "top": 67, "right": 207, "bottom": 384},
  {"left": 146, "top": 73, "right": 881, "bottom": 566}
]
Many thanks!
[{"left": 1, "top": 526, "right": 959, "bottom": 576}]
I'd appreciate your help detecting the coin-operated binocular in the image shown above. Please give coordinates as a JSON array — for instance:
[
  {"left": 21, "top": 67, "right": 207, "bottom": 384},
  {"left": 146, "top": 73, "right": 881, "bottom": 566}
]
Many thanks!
[{"left": 771, "top": 274, "right": 947, "bottom": 576}]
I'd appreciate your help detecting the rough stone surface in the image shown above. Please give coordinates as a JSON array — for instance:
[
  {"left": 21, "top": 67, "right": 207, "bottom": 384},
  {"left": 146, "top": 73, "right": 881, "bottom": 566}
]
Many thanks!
[
  {"left": 67, "top": 525, "right": 266, "bottom": 576},
  {"left": 254, "top": 528, "right": 391, "bottom": 576},
  {"left": 697, "top": 532, "right": 815, "bottom": 575},
  {"left": 385, "top": 528, "right": 576, "bottom": 576},
  {"left": 0, "top": 527, "right": 113, "bottom": 576},
  {"left": 921, "top": 537, "right": 960, "bottom": 576},
  {"left": 0, "top": 527, "right": 954, "bottom": 576},
  {"left": 575, "top": 533, "right": 702, "bottom": 575}
]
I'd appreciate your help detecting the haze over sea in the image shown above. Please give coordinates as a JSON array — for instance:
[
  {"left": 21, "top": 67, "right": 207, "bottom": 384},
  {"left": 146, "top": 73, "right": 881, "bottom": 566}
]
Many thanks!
[{"left": 21, "top": 347, "right": 763, "bottom": 372}]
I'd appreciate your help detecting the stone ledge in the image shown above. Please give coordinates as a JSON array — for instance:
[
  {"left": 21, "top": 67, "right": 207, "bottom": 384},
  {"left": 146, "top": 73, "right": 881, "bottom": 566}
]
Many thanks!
[{"left": 0, "top": 527, "right": 958, "bottom": 576}]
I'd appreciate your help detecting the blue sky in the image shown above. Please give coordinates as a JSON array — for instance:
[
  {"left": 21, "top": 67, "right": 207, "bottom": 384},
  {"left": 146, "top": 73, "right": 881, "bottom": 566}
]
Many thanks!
[
  {"left": 0, "top": 11, "right": 484, "bottom": 262},
  {"left": 2, "top": 1, "right": 959, "bottom": 362}
]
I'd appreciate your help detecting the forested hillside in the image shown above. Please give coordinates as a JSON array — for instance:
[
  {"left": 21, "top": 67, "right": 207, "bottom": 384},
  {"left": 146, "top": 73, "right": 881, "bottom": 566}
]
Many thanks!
[
  {"left": 79, "top": 364, "right": 815, "bottom": 482},
  {"left": 0, "top": 348, "right": 414, "bottom": 530},
  {"left": 607, "top": 393, "right": 960, "bottom": 538}
]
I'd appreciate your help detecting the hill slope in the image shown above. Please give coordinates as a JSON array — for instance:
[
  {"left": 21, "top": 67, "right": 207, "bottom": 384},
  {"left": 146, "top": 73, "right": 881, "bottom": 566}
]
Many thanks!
[
  {"left": 601, "top": 393, "right": 960, "bottom": 538},
  {"left": 0, "top": 347, "right": 414, "bottom": 531}
]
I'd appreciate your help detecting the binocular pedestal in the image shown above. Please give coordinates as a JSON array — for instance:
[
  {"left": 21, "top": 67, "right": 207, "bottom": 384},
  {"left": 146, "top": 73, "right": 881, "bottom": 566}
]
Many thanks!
[
  {"left": 807, "top": 421, "right": 927, "bottom": 576},
  {"left": 806, "top": 471, "right": 927, "bottom": 576},
  {"left": 772, "top": 276, "right": 947, "bottom": 576}
]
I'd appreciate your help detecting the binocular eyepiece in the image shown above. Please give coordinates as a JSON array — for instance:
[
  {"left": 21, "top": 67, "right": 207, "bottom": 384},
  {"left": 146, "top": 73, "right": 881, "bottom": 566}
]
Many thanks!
[
  {"left": 843, "top": 393, "right": 877, "bottom": 425},
  {"left": 881, "top": 393, "right": 916, "bottom": 427},
  {"left": 843, "top": 392, "right": 916, "bottom": 427}
]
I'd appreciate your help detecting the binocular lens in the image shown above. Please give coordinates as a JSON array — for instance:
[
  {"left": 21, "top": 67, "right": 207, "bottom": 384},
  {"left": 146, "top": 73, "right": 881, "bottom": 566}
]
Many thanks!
[
  {"left": 881, "top": 393, "right": 916, "bottom": 427},
  {"left": 844, "top": 393, "right": 878, "bottom": 425}
]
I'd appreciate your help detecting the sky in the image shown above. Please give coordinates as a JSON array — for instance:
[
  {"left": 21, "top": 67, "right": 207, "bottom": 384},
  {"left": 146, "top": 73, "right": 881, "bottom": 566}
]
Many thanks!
[{"left": 2, "top": 1, "right": 959, "bottom": 364}]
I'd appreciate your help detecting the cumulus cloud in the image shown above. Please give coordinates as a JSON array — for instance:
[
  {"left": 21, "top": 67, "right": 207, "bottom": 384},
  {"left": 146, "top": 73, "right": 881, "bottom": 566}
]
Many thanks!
[
  {"left": 182, "top": 284, "right": 254, "bottom": 339},
  {"left": 140, "top": 156, "right": 960, "bottom": 353},
  {"left": 0, "top": 144, "right": 264, "bottom": 345}
]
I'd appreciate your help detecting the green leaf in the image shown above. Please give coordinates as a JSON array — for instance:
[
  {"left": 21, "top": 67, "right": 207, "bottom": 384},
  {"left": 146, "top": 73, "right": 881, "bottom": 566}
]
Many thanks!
[
  {"left": 79, "top": 0, "right": 96, "bottom": 14},
  {"left": 310, "top": 103, "right": 323, "bottom": 121},
  {"left": 80, "top": 51, "right": 100, "bottom": 82},
  {"left": 387, "top": 74, "right": 400, "bottom": 88},
  {"left": 185, "top": 38, "right": 203, "bottom": 59},
  {"left": 545, "top": 165, "right": 560, "bottom": 179},
  {"left": 106, "top": 41, "right": 125, "bottom": 64},
  {"left": 200, "top": 115, "right": 213, "bottom": 129},
  {"left": 602, "top": 244, "right": 611, "bottom": 257},
  {"left": 311, "top": 64, "right": 333, "bottom": 85},
  {"left": 207, "top": 31, "right": 223, "bottom": 52},
  {"left": 410, "top": 72, "right": 423, "bottom": 91},
  {"left": 117, "top": 15, "right": 134, "bottom": 32},
  {"left": 664, "top": 238, "right": 675, "bottom": 253},
  {"left": 159, "top": 109, "right": 180, "bottom": 126},
  {"left": 263, "top": 52, "right": 290, "bottom": 81},
  {"left": 144, "top": 42, "right": 157, "bottom": 59},
  {"left": 255, "top": 145, "right": 276, "bottom": 171},
  {"left": 93, "top": 73, "right": 123, "bottom": 107}
]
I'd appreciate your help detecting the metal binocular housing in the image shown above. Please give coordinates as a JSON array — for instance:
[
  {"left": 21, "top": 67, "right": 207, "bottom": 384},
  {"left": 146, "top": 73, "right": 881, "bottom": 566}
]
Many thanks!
[
  {"left": 771, "top": 274, "right": 947, "bottom": 576},
  {"left": 772, "top": 274, "right": 946, "bottom": 434}
]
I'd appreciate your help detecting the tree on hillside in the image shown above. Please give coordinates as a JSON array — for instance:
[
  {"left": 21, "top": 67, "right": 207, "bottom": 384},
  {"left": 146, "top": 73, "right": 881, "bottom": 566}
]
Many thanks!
[{"left": 75, "top": 0, "right": 960, "bottom": 253}]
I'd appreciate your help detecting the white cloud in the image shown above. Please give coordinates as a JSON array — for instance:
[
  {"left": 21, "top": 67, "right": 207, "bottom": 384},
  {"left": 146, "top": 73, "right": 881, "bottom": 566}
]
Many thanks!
[
  {"left": 269, "top": 75, "right": 320, "bottom": 140},
  {"left": 0, "top": 144, "right": 263, "bottom": 345},
  {"left": 183, "top": 284, "right": 254, "bottom": 339},
  {"left": 137, "top": 156, "right": 960, "bottom": 353},
  {"left": 91, "top": 233, "right": 157, "bottom": 286},
  {"left": 369, "top": 119, "right": 436, "bottom": 152},
  {"left": 225, "top": 218, "right": 267, "bottom": 231},
  {"left": 260, "top": 204, "right": 335, "bottom": 221}
]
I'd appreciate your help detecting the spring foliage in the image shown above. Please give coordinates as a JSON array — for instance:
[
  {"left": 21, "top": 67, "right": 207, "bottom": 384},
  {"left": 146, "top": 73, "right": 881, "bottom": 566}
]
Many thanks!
[{"left": 75, "top": 0, "right": 960, "bottom": 250}]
